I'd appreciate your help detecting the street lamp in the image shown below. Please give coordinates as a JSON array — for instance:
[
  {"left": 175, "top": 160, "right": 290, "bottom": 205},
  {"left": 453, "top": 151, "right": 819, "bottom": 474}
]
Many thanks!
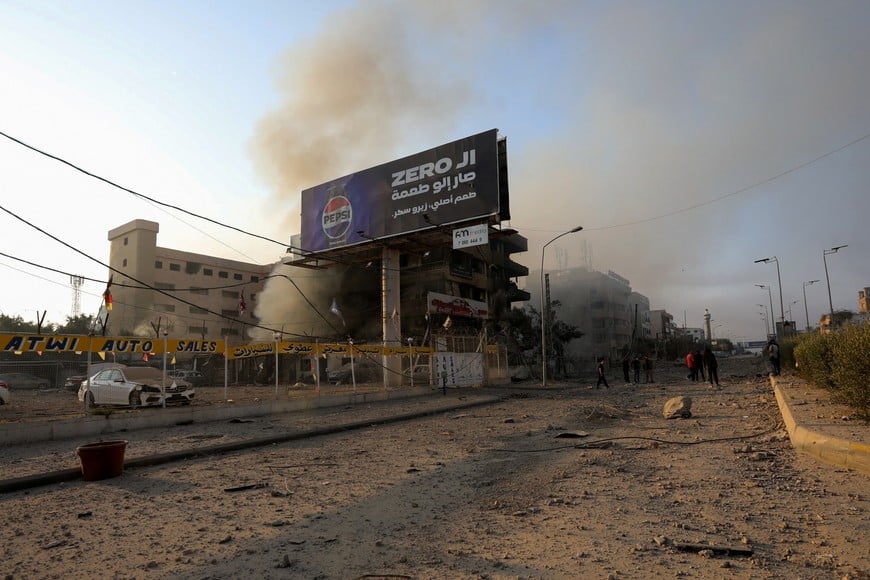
[
  {"left": 754, "top": 257, "right": 784, "bottom": 339},
  {"left": 755, "top": 284, "right": 775, "bottom": 338},
  {"left": 823, "top": 245, "right": 847, "bottom": 333},
  {"left": 541, "top": 225, "right": 583, "bottom": 387},
  {"left": 802, "top": 279, "right": 820, "bottom": 332}
]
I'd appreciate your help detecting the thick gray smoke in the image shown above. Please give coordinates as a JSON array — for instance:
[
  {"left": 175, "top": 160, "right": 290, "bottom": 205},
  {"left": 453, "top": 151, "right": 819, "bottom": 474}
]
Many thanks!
[
  {"left": 248, "top": 1, "right": 474, "bottom": 338},
  {"left": 248, "top": 1, "right": 870, "bottom": 341}
]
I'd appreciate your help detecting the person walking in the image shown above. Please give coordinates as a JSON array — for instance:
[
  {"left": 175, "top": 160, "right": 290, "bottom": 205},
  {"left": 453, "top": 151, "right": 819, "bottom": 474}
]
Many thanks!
[
  {"left": 622, "top": 354, "right": 631, "bottom": 383},
  {"left": 631, "top": 355, "right": 641, "bottom": 384},
  {"left": 643, "top": 354, "right": 654, "bottom": 383},
  {"left": 695, "top": 350, "right": 706, "bottom": 381},
  {"left": 703, "top": 346, "right": 720, "bottom": 388},
  {"left": 596, "top": 357, "right": 610, "bottom": 388},
  {"left": 686, "top": 351, "right": 696, "bottom": 380},
  {"left": 767, "top": 339, "right": 781, "bottom": 376}
]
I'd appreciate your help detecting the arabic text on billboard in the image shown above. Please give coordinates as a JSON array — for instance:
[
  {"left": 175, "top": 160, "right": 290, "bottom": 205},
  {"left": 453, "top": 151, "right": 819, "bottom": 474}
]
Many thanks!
[{"left": 300, "top": 129, "right": 499, "bottom": 253}]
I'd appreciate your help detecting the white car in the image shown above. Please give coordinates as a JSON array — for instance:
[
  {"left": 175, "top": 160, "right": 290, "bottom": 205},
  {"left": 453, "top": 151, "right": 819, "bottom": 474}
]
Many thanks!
[
  {"left": 78, "top": 366, "right": 195, "bottom": 408},
  {"left": 0, "top": 380, "right": 9, "bottom": 405}
]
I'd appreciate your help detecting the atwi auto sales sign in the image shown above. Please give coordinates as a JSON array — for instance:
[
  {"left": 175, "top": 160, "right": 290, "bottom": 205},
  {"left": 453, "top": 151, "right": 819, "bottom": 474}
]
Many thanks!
[{"left": 300, "top": 129, "right": 500, "bottom": 253}]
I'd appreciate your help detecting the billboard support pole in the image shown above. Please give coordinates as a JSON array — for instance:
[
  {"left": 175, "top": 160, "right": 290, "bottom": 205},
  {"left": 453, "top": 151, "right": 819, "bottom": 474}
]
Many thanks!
[{"left": 382, "top": 246, "right": 402, "bottom": 389}]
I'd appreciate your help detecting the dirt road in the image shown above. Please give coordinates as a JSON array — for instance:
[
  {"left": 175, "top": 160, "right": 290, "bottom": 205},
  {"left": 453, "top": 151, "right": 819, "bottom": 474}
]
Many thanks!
[{"left": 2, "top": 357, "right": 868, "bottom": 579}]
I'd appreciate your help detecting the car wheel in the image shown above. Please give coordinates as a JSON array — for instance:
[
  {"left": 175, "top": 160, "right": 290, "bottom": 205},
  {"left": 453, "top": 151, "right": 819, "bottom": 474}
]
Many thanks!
[
  {"left": 86, "top": 391, "right": 96, "bottom": 409},
  {"left": 129, "top": 390, "right": 142, "bottom": 408}
]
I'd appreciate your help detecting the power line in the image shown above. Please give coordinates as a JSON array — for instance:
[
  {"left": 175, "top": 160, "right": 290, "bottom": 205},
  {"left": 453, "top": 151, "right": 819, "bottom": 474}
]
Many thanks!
[
  {"left": 514, "top": 130, "right": 870, "bottom": 233},
  {"left": 0, "top": 203, "right": 344, "bottom": 339}
]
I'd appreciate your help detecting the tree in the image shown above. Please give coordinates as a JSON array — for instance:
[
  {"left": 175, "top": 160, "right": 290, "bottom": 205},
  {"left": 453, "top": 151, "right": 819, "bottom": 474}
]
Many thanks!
[
  {"left": 0, "top": 313, "right": 38, "bottom": 333},
  {"left": 55, "top": 314, "right": 96, "bottom": 335}
]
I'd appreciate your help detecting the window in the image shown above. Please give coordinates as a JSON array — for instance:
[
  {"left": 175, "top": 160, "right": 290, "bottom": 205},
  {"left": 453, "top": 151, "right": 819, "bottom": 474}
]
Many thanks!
[
  {"left": 185, "top": 262, "right": 202, "bottom": 274},
  {"left": 169, "top": 263, "right": 181, "bottom": 272},
  {"left": 222, "top": 290, "right": 239, "bottom": 299},
  {"left": 189, "top": 306, "right": 208, "bottom": 314},
  {"left": 155, "top": 282, "right": 175, "bottom": 290},
  {"left": 218, "top": 271, "right": 228, "bottom": 279},
  {"left": 155, "top": 261, "right": 163, "bottom": 269},
  {"left": 122, "top": 259, "right": 127, "bottom": 267},
  {"left": 233, "top": 273, "right": 242, "bottom": 281},
  {"left": 123, "top": 237, "right": 128, "bottom": 246},
  {"left": 203, "top": 268, "right": 213, "bottom": 276},
  {"left": 156, "top": 304, "right": 176, "bottom": 313},
  {"left": 221, "top": 309, "right": 239, "bottom": 317},
  {"left": 221, "top": 328, "right": 239, "bottom": 336},
  {"left": 191, "top": 287, "right": 208, "bottom": 295},
  {"left": 250, "top": 275, "right": 259, "bottom": 282}
]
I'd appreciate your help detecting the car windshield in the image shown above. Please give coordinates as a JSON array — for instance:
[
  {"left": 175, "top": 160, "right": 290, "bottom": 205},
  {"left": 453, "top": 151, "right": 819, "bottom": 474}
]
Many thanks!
[{"left": 121, "top": 368, "right": 165, "bottom": 381}]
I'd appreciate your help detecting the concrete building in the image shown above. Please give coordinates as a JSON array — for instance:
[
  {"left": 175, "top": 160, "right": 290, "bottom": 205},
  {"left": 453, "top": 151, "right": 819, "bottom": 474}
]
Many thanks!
[
  {"left": 628, "top": 292, "right": 652, "bottom": 339},
  {"left": 529, "top": 266, "right": 651, "bottom": 369},
  {"left": 107, "top": 219, "right": 529, "bottom": 345},
  {"left": 678, "top": 327, "right": 705, "bottom": 343},
  {"left": 649, "top": 309, "right": 675, "bottom": 342},
  {"left": 106, "top": 219, "right": 271, "bottom": 341}
]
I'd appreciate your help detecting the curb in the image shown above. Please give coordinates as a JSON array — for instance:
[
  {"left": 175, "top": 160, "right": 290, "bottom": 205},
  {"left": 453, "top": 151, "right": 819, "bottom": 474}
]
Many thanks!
[{"left": 771, "top": 376, "right": 870, "bottom": 476}]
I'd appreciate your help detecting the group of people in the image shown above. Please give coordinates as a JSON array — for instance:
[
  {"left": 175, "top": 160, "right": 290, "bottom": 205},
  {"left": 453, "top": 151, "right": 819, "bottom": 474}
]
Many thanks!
[
  {"left": 595, "top": 347, "right": 722, "bottom": 389},
  {"left": 685, "top": 347, "right": 720, "bottom": 388},
  {"left": 621, "top": 354, "right": 654, "bottom": 384},
  {"left": 595, "top": 353, "right": 654, "bottom": 388}
]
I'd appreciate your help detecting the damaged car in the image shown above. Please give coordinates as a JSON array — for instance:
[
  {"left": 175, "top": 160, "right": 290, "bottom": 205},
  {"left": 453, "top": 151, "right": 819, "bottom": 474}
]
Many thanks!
[{"left": 78, "top": 366, "right": 194, "bottom": 408}]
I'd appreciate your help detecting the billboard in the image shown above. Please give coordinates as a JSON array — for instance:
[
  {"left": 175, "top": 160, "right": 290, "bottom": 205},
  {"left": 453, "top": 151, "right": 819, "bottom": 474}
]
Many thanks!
[
  {"left": 427, "top": 291, "right": 489, "bottom": 320},
  {"left": 300, "top": 129, "right": 500, "bottom": 253}
]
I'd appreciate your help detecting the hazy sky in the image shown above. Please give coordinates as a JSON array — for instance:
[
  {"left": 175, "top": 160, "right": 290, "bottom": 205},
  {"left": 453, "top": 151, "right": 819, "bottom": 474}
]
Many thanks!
[{"left": 1, "top": 0, "right": 868, "bottom": 342}]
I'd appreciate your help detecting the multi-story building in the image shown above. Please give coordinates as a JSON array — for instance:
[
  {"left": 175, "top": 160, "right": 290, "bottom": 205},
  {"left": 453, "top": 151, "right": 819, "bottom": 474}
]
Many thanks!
[
  {"left": 628, "top": 292, "right": 652, "bottom": 339},
  {"left": 529, "top": 266, "right": 650, "bottom": 368},
  {"left": 106, "top": 219, "right": 271, "bottom": 341},
  {"left": 649, "top": 309, "right": 675, "bottom": 341},
  {"left": 858, "top": 287, "right": 870, "bottom": 314},
  {"left": 107, "top": 219, "right": 528, "bottom": 344}
]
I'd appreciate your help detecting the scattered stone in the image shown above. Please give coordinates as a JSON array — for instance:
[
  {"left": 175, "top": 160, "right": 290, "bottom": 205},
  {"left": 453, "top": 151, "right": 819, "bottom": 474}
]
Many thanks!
[
  {"left": 219, "top": 535, "right": 233, "bottom": 544},
  {"left": 663, "top": 396, "right": 692, "bottom": 419}
]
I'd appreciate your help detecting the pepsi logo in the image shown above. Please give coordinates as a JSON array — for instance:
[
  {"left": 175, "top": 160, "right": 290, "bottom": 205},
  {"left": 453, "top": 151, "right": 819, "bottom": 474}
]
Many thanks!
[{"left": 322, "top": 196, "right": 352, "bottom": 239}]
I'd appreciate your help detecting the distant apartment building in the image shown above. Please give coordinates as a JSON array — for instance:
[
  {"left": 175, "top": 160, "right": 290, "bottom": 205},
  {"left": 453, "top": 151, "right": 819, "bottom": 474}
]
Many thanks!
[
  {"left": 858, "top": 287, "right": 870, "bottom": 314},
  {"left": 529, "top": 266, "right": 651, "bottom": 368},
  {"left": 677, "top": 327, "right": 705, "bottom": 343},
  {"left": 649, "top": 309, "right": 675, "bottom": 341},
  {"left": 106, "top": 220, "right": 271, "bottom": 341},
  {"left": 628, "top": 292, "right": 652, "bottom": 338}
]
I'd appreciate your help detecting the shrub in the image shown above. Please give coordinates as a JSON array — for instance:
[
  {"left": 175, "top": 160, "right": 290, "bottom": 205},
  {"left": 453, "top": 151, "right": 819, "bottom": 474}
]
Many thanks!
[
  {"left": 828, "top": 324, "right": 870, "bottom": 421},
  {"left": 793, "top": 332, "right": 836, "bottom": 390},
  {"left": 794, "top": 325, "right": 870, "bottom": 421}
]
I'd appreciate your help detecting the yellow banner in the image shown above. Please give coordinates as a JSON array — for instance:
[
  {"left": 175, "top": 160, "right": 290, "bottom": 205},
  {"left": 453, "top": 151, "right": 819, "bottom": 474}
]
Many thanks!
[
  {"left": 0, "top": 333, "right": 432, "bottom": 359},
  {"left": 0, "top": 334, "right": 224, "bottom": 355}
]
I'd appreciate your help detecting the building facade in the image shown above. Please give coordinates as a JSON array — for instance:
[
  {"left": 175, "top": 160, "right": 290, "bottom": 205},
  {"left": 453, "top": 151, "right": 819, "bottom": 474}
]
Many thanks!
[
  {"left": 106, "top": 220, "right": 271, "bottom": 341},
  {"left": 529, "top": 266, "right": 651, "bottom": 369}
]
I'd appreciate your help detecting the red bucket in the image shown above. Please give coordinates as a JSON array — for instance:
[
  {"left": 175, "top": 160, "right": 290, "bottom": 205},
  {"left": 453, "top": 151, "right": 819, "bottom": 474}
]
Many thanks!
[{"left": 76, "top": 440, "right": 128, "bottom": 481}]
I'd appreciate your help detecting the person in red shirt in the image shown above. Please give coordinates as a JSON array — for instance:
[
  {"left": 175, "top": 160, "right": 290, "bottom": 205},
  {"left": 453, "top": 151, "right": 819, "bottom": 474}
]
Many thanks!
[{"left": 686, "top": 351, "right": 697, "bottom": 381}]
